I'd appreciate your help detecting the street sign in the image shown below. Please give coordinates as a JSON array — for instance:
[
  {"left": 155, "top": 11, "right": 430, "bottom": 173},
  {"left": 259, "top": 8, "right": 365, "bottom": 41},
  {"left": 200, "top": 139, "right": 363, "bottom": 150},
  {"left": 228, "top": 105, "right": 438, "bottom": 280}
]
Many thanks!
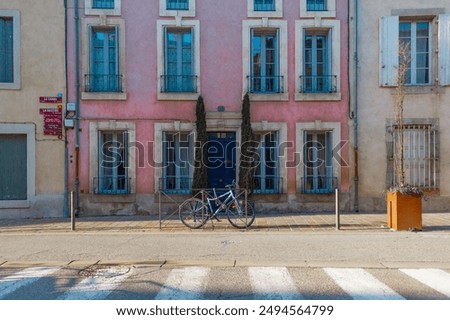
[
  {"left": 40, "top": 107, "right": 63, "bottom": 138},
  {"left": 39, "top": 96, "right": 63, "bottom": 103}
]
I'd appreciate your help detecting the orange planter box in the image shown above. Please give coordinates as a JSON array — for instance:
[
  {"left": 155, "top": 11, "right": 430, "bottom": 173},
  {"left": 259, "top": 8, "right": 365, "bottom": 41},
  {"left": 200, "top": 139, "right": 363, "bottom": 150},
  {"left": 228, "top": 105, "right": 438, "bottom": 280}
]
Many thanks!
[{"left": 387, "top": 191, "right": 422, "bottom": 231}]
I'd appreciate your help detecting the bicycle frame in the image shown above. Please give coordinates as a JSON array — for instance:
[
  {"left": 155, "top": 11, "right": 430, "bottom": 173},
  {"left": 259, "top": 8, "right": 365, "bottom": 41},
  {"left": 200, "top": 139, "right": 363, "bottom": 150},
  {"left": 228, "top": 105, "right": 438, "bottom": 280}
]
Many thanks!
[{"left": 205, "top": 189, "right": 235, "bottom": 220}]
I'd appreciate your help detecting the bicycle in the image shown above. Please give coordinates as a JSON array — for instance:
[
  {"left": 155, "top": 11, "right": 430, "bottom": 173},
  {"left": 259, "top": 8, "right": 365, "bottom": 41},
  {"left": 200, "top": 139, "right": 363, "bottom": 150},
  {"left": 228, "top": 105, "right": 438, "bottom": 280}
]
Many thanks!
[{"left": 179, "top": 181, "right": 255, "bottom": 229}]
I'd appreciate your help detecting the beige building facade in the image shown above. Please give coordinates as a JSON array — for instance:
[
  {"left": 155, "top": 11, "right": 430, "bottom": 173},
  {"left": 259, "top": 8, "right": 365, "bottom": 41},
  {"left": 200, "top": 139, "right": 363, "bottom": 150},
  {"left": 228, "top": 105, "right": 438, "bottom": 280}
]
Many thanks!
[
  {"left": 350, "top": 0, "right": 450, "bottom": 211},
  {"left": 0, "top": 0, "right": 66, "bottom": 218}
]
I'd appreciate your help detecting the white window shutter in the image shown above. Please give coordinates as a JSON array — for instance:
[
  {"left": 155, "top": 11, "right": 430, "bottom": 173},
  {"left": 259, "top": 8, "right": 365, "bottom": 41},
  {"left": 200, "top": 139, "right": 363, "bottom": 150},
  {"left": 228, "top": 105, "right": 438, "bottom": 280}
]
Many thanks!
[
  {"left": 379, "top": 16, "right": 399, "bottom": 87},
  {"left": 438, "top": 14, "right": 450, "bottom": 86}
]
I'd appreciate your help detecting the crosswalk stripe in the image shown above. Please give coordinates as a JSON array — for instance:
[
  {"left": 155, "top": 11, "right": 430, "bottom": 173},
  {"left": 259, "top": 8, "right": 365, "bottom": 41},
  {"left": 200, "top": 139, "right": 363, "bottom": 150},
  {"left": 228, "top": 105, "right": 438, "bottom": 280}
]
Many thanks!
[
  {"left": 0, "top": 267, "right": 61, "bottom": 299},
  {"left": 155, "top": 267, "right": 210, "bottom": 300},
  {"left": 324, "top": 268, "right": 405, "bottom": 300},
  {"left": 248, "top": 267, "right": 302, "bottom": 300},
  {"left": 57, "top": 266, "right": 132, "bottom": 300},
  {"left": 400, "top": 269, "right": 450, "bottom": 298}
]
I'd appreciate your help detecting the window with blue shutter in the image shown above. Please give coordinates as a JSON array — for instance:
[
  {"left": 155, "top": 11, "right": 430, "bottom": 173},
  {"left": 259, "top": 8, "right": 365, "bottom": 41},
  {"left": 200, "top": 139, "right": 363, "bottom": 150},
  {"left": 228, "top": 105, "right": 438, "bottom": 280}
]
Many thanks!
[
  {"left": 87, "top": 26, "right": 121, "bottom": 92},
  {"left": 93, "top": 0, "right": 115, "bottom": 9},
  {"left": 250, "top": 29, "right": 282, "bottom": 93},
  {"left": 438, "top": 14, "right": 450, "bottom": 86},
  {"left": 0, "top": 17, "right": 13, "bottom": 83},
  {"left": 167, "top": 0, "right": 189, "bottom": 10},
  {"left": 254, "top": 132, "right": 280, "bottom": 194},
  {"left": 163, "top": 28, "right": 195, "bottom": 92},
  {"left": 254, "top": 0, "right": 275, "bottom": 12},
  {"left": 96, "top": 131, "right": 129, "bottom": 194},
  {"left": 162, "top": 132, "right": 192, "bottom": 193}
]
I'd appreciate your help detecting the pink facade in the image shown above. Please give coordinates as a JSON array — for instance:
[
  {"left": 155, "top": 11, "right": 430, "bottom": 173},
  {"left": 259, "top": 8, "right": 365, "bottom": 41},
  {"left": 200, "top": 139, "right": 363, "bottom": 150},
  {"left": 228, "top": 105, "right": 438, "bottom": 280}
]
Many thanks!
[{"left": 67, "top": 0, "right": 350, "bottom": 215}]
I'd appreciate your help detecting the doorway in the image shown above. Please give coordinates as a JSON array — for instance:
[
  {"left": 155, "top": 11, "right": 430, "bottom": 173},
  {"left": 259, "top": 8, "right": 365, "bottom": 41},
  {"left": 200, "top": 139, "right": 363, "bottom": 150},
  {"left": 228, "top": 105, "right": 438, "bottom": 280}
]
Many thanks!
[{"left": 207, "top": 132, "right": 236, "bottom": 189}]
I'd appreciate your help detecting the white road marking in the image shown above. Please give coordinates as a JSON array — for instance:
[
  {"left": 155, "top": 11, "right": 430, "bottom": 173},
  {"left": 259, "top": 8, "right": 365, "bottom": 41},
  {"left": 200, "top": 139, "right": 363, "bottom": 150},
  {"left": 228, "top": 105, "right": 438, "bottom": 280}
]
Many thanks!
[
  {"left": 58, "top": 266, "right": 132, "bottom": 300},
  {"left": 248, "top": 267, "right": 302, "bottom": 300},
  {"left": 400, "top": 268, "right": 450, "bottom": 298},
  {"left": 0, "top": 266, "right": 61, "bottom": 299},
  {"left": 155, "top": 267, "right": 210, "bottom": 300},
  {"left": 324, "top": 268, "right": 405, "bottom": 300}
]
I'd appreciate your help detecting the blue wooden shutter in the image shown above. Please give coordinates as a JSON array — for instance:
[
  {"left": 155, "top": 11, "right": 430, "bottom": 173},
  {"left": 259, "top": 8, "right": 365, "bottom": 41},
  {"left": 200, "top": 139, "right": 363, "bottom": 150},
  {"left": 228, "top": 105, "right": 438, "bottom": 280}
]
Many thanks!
[
  {"left": 379, "top": 16, "right": 399, "bottom": 87},
  {"left": 439, "top": 14, "right": 450, "bottom": 86},
  {"left": 0, "top": 135, "right": 27, "bottom": 200}
]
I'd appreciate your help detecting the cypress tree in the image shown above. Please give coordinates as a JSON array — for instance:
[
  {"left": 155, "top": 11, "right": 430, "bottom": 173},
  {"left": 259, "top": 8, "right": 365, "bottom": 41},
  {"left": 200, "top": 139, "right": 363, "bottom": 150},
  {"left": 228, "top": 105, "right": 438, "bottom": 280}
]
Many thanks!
[
  {"left": 191, "top": 96, "right": 208, "bottom": 195},
  {"left": 239, "top": 93, "right": 257, "bottom": 193}
]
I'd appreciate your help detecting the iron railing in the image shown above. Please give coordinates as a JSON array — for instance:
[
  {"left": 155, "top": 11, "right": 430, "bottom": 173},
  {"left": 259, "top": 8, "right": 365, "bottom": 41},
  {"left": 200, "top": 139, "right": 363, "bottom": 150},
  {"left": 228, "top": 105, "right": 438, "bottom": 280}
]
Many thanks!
[
  {"left": 159, "top": 177, "right": 193, "bottom": 194},
  {"left": 166, "top": 0, "right": 189, "bottom": 10},
  {"left": 299, "top": 75, "right": 337, "bottom": 93},
  {"left": 253, "top": 176, "right": 283, "bottom": 194},
  {"left": 306, "top": 0, "right": 328, "bottom": 11},
  {"left": 93, "top": 176, "right": 131, "bottom": 195},
  {"left": 254, "top": 1, "right": 276, "bottom": 11},
  {"left": 301, "top": 176, "right": 337, "bottom": 194},
  {"left": 248, "top": 75, "right": 284, "bottom": 94},
  {"left": 160, "top": 75, "right": 198, "bottom": 93},
  {"left": 92, "top": 0, "right": 115, "bottom": 9},
  {"left": 84, "top": 74, "right": 123, "bottom": 93}
]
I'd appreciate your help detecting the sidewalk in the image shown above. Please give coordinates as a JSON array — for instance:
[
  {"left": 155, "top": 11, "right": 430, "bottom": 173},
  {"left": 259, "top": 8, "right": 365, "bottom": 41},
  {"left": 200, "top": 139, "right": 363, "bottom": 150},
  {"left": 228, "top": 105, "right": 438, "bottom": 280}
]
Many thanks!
[{"left": 0, "top": 212, "right": 449, "bottom": 234}]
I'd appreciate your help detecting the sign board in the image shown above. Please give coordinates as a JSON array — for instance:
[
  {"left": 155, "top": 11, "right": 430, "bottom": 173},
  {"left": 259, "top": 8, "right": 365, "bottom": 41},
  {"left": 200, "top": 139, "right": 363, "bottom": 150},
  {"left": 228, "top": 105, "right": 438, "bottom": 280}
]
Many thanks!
[
  {"left": 39, "top": 96, "right": 63, "bottom": 104},
  {"left": 40, "top": 107, "right": 63, "bottom": 138}
]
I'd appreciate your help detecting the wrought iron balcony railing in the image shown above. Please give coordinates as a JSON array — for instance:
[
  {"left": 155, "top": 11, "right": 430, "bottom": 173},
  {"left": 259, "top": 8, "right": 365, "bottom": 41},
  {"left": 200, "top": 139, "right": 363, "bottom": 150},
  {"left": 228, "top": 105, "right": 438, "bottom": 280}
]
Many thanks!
[
  {"left": 159, "top": 177, "right": 193, "bottom": 194},
  {"left": 254, "top": 1, "right": 276, "bottom": 11},
  {"left": 84, "top": 74, "right": 123, "bottom": 93},
  {"left": 92, "top": 0, "right": 115, "bottom": 9},
  {"left": 247, "top": 75, "right": 284, "bottom": 94},
  {"left": 306, "top": 0, "right": 328, "bottom": 11},
  {"left": 160, "top": 75, "right": 198, "bottom": 93},
  {"left": 93, "top": 176, "right": 131, "bottom": 195},
  {"left": 299, "top": 75, "right": 337, "bottom": 93},
  {"left": 166, "top": 0, "right": 189, "bottom": 10},
  {"left": 253, "top": 176, "right": 283, "bottom": 194},
  {"left": 301, "top": 176, "right": 337, "bottom": 194}
]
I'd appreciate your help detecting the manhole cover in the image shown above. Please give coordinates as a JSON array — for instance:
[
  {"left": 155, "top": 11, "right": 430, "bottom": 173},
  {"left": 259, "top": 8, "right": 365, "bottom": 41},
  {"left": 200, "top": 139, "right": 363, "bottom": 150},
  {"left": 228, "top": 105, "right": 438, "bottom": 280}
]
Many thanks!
[{"left": 79, "top": 265, "right": 131, "bottom": 278}]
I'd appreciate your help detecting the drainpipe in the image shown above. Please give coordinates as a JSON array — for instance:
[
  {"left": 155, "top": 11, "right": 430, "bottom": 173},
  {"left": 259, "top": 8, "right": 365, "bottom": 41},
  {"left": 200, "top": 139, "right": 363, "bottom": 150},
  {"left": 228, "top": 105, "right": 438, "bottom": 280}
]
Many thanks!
[
  {"left": 63, "top": 0, "right": 69, "bottom": 218},
  {"left": 74, "top": 0, "right": 81, "bottom": 215},
  {"left": 351, "top": 0, "right": 359, "bottom": 212}
]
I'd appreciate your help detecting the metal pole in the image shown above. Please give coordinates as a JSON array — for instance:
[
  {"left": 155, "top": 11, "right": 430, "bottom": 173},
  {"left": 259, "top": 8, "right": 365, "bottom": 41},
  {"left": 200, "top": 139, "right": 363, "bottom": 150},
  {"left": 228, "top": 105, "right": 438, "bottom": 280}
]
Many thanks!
[
  {"left": 70, "top": 191, "right": 75, "bottom": 231},
  {"left": 335, "top": 188, "right": 340, "bottom": 230}
]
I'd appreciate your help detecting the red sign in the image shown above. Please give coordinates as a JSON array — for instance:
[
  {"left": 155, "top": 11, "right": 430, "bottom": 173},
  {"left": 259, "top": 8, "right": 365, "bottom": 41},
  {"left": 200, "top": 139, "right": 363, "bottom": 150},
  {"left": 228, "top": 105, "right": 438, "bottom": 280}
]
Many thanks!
[
  {"left": 40, "top": 107, "right": 62, "bottom": 138},
  {"left": 40, "top": 96, "right": 62, "bottom": 103}
]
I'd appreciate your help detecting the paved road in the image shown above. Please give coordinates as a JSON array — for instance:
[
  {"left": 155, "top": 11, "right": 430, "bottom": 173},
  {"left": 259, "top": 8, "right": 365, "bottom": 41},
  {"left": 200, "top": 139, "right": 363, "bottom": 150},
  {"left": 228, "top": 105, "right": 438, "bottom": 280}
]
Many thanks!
[
  {"left": 1, "top": 232, "right": 450, "bottom": 268},
  {"left": 1, "top": 263, "right": 450, "bottom": 300}
]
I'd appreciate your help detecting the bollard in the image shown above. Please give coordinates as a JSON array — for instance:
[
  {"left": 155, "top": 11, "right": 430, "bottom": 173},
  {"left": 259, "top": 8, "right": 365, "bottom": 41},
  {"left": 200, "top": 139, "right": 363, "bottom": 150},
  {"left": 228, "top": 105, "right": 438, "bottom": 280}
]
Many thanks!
[
  {"left": 70, "top": 191, "right": 75, "bottom": 231},
  {"left": 335, "top": 188, "right": 340, "bottom": 230}
]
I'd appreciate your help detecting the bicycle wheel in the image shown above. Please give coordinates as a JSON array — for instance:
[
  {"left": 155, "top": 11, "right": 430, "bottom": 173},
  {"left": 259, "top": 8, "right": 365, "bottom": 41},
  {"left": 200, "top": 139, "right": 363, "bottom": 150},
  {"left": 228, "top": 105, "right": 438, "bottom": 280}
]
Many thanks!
[
  {"left": 179, "top": 198, "right": 207, "bottom": 229},
  {"left": 226, "top": 199, "right": 255, "bottom": 229}
]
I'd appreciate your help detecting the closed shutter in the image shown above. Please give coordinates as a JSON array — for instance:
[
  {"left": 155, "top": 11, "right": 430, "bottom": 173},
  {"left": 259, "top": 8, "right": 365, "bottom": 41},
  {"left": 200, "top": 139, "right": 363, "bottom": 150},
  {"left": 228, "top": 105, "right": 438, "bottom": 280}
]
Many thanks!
[
  {"left": 438, "top": 14, "right": 450, "bottom": 86},
  {"left": 379, "top": 16, "right": 399, "bottom": 87},
  {"left": 0, "top": 135, "right": 27, "bottom": 200}
]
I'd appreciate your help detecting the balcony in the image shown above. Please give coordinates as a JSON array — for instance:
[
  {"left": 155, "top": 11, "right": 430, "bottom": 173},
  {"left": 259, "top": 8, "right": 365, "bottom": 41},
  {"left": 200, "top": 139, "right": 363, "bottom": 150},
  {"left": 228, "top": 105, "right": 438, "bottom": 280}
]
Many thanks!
[
  {"left": 253, "top": 176, "right": 283, "bottom": 194},
  {"left": 160, "top": 75, "right": 198, "bottom": 93},
  {"left": 166, "top": 0, "right": 189, "bottom": 11},
  {"left": 159, "top": 177, "right": 192, "bottom": 194},
  {"left": 307, "top": 0, "right": 328, "bottom": 11},
  {"left": 254, "top": 2, "right": 276, "bottom": 11},
  {"left": 299, "top": 75, "right": 337, "bottom": 93},
  {"left": 93, "top": 176, "right": 131, "bottom": 195},
  {"left": 92, "top": 0, "right": 115, "bottom": 9},
  {"left": 301, "top": 176, "right": 337, "bottom": 194},
  {"left": 247, "top": 75, "right": 284, "bottom": 94},
  {"left": 84, "top": 74, "right": 123, "bottom": 93}
]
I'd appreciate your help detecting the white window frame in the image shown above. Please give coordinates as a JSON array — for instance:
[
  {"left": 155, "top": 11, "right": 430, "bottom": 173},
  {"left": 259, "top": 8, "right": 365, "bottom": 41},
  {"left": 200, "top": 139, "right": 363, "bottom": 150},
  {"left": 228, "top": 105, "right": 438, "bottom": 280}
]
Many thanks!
[
  {"left": 157, "top": 19, "right": 200, "bottom": 101},
  {"left": 300, "top": 0, "right": 336, "bottom": 18},
  {"left": 247, "top": 0, "right": 283, "bottom": 18},
  {"left": 296, "top": 121, "right": 341, "bottom": 193},
  {"left": 0, "top": 10, "right": 20, "bottom": 90},
  {"left": 159, "top": 0, "right": 196, "bottom": 17},
  {"left": 85, "top": 0, "right": 121, "bottom": 16},
  {"left": 81, "top": 17, "right": 127, "bottom": 100},
  {"left": 89, "top": 121, "right": 136, "bottom": 194},
  {"left": 295, "top": 19, "right": 341, "bottom": 101},
  {"left": 0, "top": 124, "right": 35, "bottom": 208},
  {"left": 243, "top": 19, "right": 288, "bottom": 101}
]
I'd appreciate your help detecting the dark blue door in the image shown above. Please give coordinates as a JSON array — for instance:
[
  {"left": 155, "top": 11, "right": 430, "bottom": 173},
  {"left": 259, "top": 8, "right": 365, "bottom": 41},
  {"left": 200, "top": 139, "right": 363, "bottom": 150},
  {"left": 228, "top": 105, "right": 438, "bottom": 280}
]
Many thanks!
[{"left": 207, "top": 132, "right": 236, "bottom": 189}]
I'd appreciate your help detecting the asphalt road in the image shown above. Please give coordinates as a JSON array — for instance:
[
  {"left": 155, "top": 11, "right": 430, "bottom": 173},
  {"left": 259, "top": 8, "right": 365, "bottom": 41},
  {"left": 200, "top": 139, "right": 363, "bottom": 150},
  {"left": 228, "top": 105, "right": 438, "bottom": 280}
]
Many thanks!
[{"left": 1, "top": 231, "right": 450, "bottom": 268}]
